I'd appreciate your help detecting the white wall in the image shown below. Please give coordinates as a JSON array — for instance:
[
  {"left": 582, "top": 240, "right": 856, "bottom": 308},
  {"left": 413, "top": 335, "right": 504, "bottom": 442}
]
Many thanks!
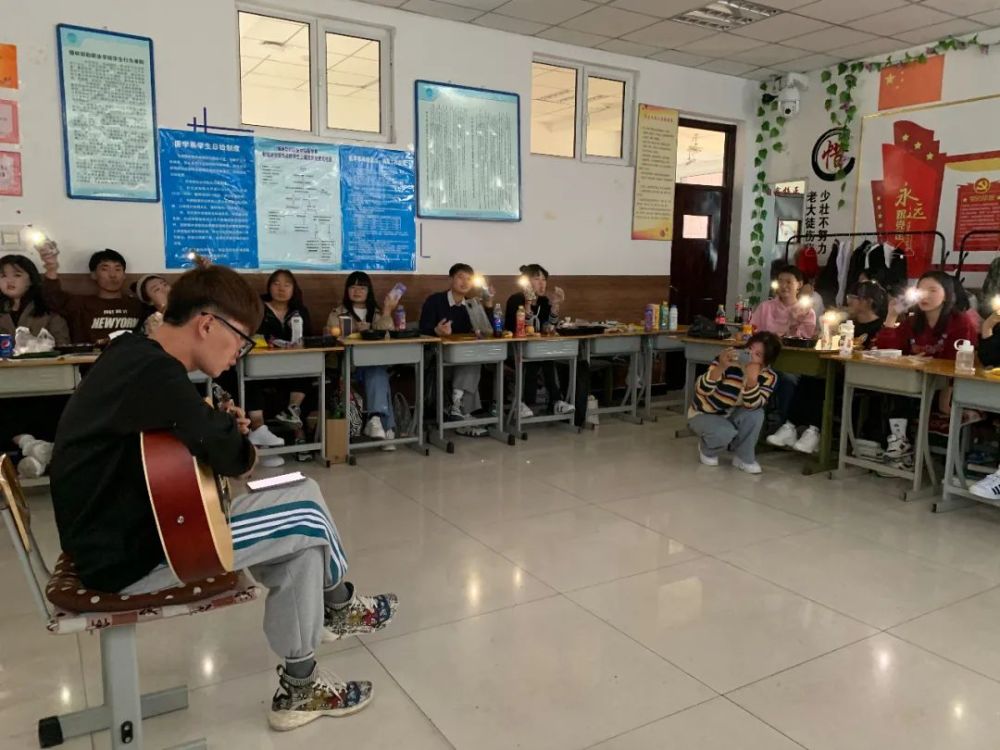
[
  {"left": 0, "top": 0, "right": 757, "bottom": 282},
  {"left": 757, "top": 27, "right": 1000, "bottom": 292}
]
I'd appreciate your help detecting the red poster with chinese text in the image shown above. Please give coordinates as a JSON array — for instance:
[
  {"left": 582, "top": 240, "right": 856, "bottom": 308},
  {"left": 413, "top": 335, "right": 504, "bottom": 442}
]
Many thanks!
[
  {"left": 954, "top": 178, "right": 1000, "bottom": 258},
  {"left": 0, "top": 98, "right": 18, "bottom": 144}
]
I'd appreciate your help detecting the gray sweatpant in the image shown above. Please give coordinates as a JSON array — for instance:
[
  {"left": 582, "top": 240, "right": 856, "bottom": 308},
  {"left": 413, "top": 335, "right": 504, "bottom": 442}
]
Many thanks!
[
  {"left": 451, "top": 363, "right": 482, "bottom": 412},
  {"left": 689, "top": 408, "right": 765, "bottom": 464},
  {"left": 122, "top": 478, "right": 346, "bottom": 662}
]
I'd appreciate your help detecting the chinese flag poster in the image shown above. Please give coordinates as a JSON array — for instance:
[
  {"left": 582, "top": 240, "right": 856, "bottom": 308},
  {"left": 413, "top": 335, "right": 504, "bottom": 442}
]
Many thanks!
[{"left": 878, "top": 55, "right": 944, "bottom": 111}]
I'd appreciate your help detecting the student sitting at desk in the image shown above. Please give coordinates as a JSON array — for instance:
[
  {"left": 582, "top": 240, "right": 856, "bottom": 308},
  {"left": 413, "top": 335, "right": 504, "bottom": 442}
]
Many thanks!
[
  {"left": 328, "top": 271, "right": 401, "bottom": 449},
  {"left": 504, "top": 263, "right": 575, "bottom": 418},
  {"left": 846, "top": 280, "right": 887, "bottom": 348},
  {"left": 38, "top": 243, "right": 143, "bottom": 344},
  {"left": 132, "top": 273, "right": 171, "bottom": 336},
  {"left": 688, "top": 332, "right": 781, "bottom": 475},
  {"left": 875, "top": 271, "right": 977, "bottom": 357},
  {"left": 978, "top": 302, "right": 1000, "bottom": 367},
  {"left": 419, "top": 263, "right": 492, "bottom": 437},
  {"left": 1, "top": 254, "right": 70, "bottom": 345},
  {"left": 753, "top": 265, "right": 819, "bottom": 453},
  {"left": 246, "top": 269, "right": 314, "bottom": 464}
]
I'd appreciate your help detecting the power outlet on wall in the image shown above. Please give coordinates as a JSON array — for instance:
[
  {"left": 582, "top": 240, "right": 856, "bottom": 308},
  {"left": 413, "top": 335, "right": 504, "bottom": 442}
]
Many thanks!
[{"left": 0, "top": 224, "right": 27, "bottom": 253}]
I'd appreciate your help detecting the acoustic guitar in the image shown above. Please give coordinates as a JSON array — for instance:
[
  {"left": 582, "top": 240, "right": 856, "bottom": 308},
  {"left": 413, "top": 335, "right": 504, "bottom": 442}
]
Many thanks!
[{"left": 140, "top": 384, "right": 235, "bottom": 582}]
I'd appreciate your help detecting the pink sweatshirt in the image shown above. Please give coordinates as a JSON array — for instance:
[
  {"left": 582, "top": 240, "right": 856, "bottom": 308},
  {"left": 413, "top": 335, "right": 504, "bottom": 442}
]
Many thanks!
[{"left": 752, "top": 297, "right": 817, "bottom": 338}]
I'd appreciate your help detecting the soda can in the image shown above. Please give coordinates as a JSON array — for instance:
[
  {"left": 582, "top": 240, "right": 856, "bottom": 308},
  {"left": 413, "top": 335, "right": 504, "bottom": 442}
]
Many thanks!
[
  {"left": 644, "top": 304, "right": 656, "bottom": 332},
  {"left": 0, "top": 333, "right": 13, "bottom": 358}
]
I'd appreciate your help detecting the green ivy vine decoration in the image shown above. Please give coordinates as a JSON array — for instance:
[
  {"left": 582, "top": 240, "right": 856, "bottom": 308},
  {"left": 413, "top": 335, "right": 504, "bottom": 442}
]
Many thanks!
[{"left": 746, "top": 81, "right": 787, "bottom": 305}]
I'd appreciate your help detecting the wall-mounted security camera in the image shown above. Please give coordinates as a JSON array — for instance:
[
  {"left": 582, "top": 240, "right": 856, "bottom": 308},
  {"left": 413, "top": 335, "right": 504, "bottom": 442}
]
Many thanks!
[{"left": 776, "top": 72, "right": 808, "bottom": 119}]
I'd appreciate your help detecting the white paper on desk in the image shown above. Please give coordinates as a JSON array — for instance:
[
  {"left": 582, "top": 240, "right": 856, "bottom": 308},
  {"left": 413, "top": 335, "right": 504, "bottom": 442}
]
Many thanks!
[{"left": 246, "top": 472, "right": 306, "bottom": 492}]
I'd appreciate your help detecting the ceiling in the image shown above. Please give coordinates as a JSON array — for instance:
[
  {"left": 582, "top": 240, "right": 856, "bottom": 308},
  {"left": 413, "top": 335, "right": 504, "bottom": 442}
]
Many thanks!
[{"left": 355, "top": 0, "right": 1000, "bottom": 79}]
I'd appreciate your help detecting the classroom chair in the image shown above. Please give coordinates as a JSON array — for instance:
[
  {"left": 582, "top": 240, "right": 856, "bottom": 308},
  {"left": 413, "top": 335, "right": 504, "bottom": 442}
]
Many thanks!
[{"left": 0, "top": 454, "right": 260, "bottom": 750}]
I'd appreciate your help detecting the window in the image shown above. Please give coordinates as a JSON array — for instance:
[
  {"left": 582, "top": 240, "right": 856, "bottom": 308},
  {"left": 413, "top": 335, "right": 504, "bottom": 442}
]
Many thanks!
[
  {"left": 682, "top": 214, "right": 711, "bottom": 240},
  {"left": 676, "top": 125, "right": 728, "bottom": 186},
  {"left": 238, "top": 9, "right": 392, "bottom": 141},
  {"left": 531, "top": 58, "right": 634, "bottom": 165}
]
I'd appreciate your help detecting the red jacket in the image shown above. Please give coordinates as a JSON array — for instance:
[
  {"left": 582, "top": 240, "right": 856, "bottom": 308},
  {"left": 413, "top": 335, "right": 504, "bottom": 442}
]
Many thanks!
[{"left": 874, "top": 311, "right": 978, "bottom": 359}]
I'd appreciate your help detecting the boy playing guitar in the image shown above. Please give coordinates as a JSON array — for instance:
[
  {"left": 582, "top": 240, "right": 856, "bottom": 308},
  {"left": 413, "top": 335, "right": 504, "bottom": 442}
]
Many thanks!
[{"left": 49, "top": 263, "right": 397, "bottom": 731}]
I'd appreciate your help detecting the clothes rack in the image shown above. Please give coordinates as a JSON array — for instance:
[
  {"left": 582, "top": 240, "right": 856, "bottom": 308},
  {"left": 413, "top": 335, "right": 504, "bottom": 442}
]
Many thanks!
[
  {"left": 783, "top": 230, "right": 946, "bottom": 265},
  {"left": 953, "top": 229, "right": 1000, "bottom": 283}
]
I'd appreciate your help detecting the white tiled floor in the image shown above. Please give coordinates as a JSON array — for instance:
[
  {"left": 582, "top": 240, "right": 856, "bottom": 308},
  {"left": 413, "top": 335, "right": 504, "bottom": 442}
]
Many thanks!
[{"left": 7, "top": 414, "right": 1000, "bottom": 749}]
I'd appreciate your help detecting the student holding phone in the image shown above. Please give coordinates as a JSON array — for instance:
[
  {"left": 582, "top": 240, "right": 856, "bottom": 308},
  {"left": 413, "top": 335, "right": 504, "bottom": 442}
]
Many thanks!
[
  {"left": 327, "top": 272, "right": 402, "bottom": 447},
  {"left": 687, "top": 332, "right": 782, "bottom": 475}
]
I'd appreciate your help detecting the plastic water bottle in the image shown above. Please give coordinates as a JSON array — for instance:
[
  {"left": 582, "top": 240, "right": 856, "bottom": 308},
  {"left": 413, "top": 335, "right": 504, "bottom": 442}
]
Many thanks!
[
  {"left": 955, "top": 339, "right": 976, "bottom": 374},
  {"left": 515, "top": 305, "right": 526, "bottom": 337},
  {"left": 668, "top": 305, "right": 678, "bottom": 331},
  {"left": 393, "top": 305, "right": 406, "bottom": 331},
  {"left": 492, "top": 303, "right": 503, "bottom": 337},
  {"left": 838, "top": 320, "right": 854, "bottom": 357},
  {"left": 289, "top": 311, "right": 303, "bottom": 344},
  {"left": 659, "top": 301, "right": 669, "bottom": 331}
]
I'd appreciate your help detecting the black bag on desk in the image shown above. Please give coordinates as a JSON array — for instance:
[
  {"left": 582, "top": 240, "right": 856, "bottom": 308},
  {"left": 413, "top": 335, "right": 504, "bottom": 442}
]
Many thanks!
[{"left": 687, "top": 315, "right": 727, "bottom": 339}]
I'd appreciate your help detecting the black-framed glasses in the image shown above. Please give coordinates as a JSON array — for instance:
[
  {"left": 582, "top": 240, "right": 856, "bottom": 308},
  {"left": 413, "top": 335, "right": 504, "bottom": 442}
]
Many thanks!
[{"left": 202, "top": 312, "right": 255, "bottom": 358}]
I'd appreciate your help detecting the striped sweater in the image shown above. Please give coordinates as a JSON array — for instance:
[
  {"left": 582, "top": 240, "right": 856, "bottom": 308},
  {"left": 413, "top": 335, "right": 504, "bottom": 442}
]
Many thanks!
[{"left": 688, "top": 360, "right": 777, "bottom": 417}]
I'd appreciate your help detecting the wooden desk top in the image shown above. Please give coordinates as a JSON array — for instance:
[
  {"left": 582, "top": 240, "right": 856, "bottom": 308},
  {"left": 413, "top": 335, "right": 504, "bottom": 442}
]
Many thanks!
[
  {"left": 343, "top": 335, "right": 439, "bottom": 346},
  {"left": 923, "top": 358, "right": 1000, "bottom": 382},
  {"left": 248, "top": 345, "right": 344, "bottom": 356},
  {"left": 0, "top": 354, "right": 99, "bottom": 368}
]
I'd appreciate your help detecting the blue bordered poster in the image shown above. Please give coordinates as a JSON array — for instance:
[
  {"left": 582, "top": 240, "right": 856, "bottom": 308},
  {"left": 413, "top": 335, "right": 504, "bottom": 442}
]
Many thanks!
[
  {"left": 415, "top": 81, "right": 521, "bottom": 221},
  {"left": 159, "top": 130, "right": 257, "bottom": 269},
  {"left": 340, "top": 146, "right": 415, "bottom": 271},
  {"left": 57, "top": 24, "right": 159, "bottom": 201}
]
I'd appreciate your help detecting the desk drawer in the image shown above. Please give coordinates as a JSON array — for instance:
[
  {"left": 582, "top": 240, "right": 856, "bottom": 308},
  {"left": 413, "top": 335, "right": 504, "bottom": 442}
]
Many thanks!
[
  {"left": 954, "top": 377, "right": 1000, "bottom": 411},
  {"left": 845, "top": 362, "right": 922, "bottom": 394},
  {"left": 650, "top": 334, "right": 684, "bottom": 352},
  {"left": 0, "top": 365, "right": 76, "bottom": 395},
  {"left": 352, "top": 342, "right": 424, "bottom": 367},
  {"left": 523, "top": 338, "right": 579, "bottom": 360},
  {"left": 442, "top": 342, "right": 508, "bottom": 364},
  {"left": 590, "top": 336, "right": 641, "bottom": 356},
  {"left": 245, "top": 352, "right": 325, "bottom": 378}
]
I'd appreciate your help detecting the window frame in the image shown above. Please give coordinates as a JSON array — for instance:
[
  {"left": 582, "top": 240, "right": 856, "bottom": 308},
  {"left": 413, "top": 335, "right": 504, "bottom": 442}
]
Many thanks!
[
  {"left": 531, "top": 56, "right": 635, "bottom": 167},
  {"left": 236, "top": 4, "right": 394, "bottom": 143}
]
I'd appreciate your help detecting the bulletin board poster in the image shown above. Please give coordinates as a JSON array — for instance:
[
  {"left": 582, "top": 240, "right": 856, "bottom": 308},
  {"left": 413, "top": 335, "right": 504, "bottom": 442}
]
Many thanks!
[
  {"left": 0, "top": 150, "right": 22, "bottom": 196},
  {"left": 159, "top": 129, "right": 258, "bottom": 269},
  {"left": 415, "top": 81, "right": 521, "bottom": 221},
  {"left": 255, "top": 139, "right": 342, "bottom": 270},
  {"left": 0, "top": 44, "right": 17, "bottom": 89},
  {"left": 856, "top": 93, "right": 1000, "bottom": 285},
  {"left": 0, "top": 99, "right": 18, "bottom": 144},
  {"left": 632, "top": 104, "right": 678, "bottom": 241},
  {"left": 340, "top": 146, "right": 416, "bottom": 271},
  {"left": 56, "top": 25, "right": 159, "bottom": 201}
]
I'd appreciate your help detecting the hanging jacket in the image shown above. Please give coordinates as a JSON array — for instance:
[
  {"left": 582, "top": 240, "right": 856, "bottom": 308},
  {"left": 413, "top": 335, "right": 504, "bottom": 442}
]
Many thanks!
[
  {"left": 845, "top": 240, "right": 873, "bottom": 294},
  {"left": 815, "top": 239, "right": 840, "bottom": 307}
]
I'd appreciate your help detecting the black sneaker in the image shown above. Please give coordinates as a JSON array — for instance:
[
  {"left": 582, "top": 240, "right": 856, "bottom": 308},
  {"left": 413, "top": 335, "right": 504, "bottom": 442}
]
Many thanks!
[
  {"left": 268, "top": 665, "right": 373, "bottom": 731},
  {"left": 276, "top": 405, "right": 303, "bottom": 427},
  {"left": 323, "top": 587, "right": 399, "bottom": 642}
]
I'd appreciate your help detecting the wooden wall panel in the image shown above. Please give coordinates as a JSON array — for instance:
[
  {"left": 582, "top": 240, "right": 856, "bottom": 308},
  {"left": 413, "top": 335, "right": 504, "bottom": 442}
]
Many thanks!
[{"left": 54, "top": 273, "right": 671, "bottom": 335}]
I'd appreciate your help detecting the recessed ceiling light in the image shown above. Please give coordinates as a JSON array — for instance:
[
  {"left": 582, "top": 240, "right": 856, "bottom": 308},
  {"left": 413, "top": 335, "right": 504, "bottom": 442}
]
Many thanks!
[{"left": 673, "top": 0, "right": 782, "bottom": 32}]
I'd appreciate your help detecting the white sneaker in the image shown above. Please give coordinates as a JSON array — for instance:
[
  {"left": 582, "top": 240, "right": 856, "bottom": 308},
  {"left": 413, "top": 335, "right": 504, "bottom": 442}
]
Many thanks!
[
  {"left": 260, "top": 455, "right": 285, "bottom": 468},
  {"left": 250, "top": 425, "right": 285, "bottom": 447},
  {"left": 971, "top": 471, "right": 1000, "bottom": 500},
  {"left": 793, "top": 426, "right": 820, "bottom": 454},
  {"left": 698, "top": 447, "right": 719, "bottom": 467},
  {"left": 733, "top": 457, "right": 763, "bottom": 474},
  {"left": 766, "top": 421, "right": 798, "bottom": 448},
  {"left": 586, "top": 395, "right": 600, "bottom": 426},
  {"left": 554, "top": 400, "right": 576, "bottom": 415},
  {"left": 382, "top": 429, "right": 397, "bottom": 451},
  {"left": 518, "top": 402, "right": 534, "bottom": 419},
  {"left": 363, "top": 415, "right": 387, "bottom": 440}
]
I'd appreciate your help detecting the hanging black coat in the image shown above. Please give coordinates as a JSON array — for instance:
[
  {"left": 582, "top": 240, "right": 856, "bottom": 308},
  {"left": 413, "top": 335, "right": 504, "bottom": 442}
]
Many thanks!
[
  {"left": 844, "top": 240, "right": 873, "bottom": 293},
  {"left": 815, "top": 239, "right": 841, "bottom": 307}
]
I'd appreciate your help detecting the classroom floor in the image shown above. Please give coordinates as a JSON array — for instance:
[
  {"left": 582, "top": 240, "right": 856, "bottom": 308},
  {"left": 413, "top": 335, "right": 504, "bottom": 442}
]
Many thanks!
[{"left": 7, "top": 414, "right": 1000, "bottom": 749}]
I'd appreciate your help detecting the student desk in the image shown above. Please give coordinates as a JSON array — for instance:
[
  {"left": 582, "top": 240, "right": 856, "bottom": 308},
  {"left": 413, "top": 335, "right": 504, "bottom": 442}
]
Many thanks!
[
  {"left": 925, "top": 360, "right": 1000, "bottom": 512},
  {"left": 238, "top": 346, "right": 343, "bottom": 466},
  {"left": 341, "top": 336, "right": 437, "bottom": 462},
  {"left": 825, "top": 353, "right": 939, "bottom": 501},
  {"left": 509, "top": 334, "right": 583, "bottom": 438},
  {"left": 583, "top": 331, "right": 645, "bottom": 425},
  {"left": 642, "top": 329, "right": 687, "bottom": 422},
  {"left": 433, "top": 336, "right": 514, "bottom": 452},
  {"left": 678, "top": 337, "right": 837, "bottom": 475}
]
